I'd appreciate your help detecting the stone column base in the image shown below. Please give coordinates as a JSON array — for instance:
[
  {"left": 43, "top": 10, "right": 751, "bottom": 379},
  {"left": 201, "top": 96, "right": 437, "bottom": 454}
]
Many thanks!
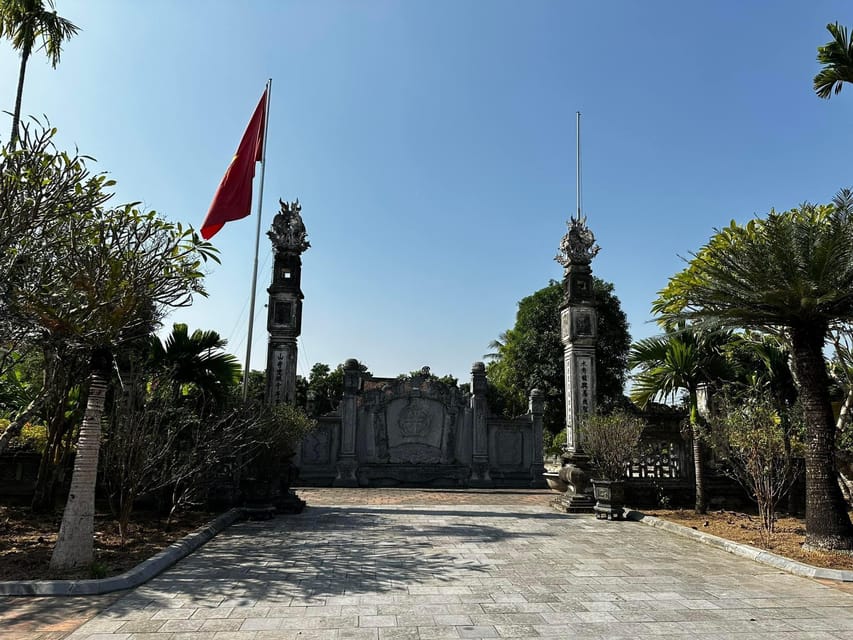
[
  {"left": 333, "top": 458, "right": 359, "bottom": 487},
  {"left": 554, "top": 454, "right": 595, "bottom": 513}
]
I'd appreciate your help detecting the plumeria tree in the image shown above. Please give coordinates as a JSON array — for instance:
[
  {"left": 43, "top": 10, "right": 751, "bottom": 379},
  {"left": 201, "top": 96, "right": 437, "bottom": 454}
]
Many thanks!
[{"left": 43, "top": 205, "right": 217, "bottom": 570}]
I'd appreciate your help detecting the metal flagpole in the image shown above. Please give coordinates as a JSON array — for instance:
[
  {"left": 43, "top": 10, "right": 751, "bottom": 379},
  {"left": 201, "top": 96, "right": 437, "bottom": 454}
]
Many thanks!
[
  {"left": 576, "top": 111, "right": 582, "bottom": 220},
  {"left": 242, "top": 78, "right": 272, "bottom": 400}
]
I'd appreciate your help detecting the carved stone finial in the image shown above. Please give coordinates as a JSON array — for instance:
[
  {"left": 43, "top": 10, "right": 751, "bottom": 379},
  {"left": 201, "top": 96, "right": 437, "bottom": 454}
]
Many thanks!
[
  {"left": 268, "top": 199, "right": 310, "bottom": 254},
  {"left": 555, "top": 215, "right": 600, "bottom": 268}
]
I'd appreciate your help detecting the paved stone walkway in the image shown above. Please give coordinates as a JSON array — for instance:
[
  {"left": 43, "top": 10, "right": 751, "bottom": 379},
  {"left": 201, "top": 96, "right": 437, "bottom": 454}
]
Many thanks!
[{"left": 3, "top": 489, "right": 853, "bottom": 639}]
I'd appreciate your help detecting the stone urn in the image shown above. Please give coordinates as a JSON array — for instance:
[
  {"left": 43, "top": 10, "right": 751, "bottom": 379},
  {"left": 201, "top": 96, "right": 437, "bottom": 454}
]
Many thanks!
[{"left": 591, "top": 479, "right": 626, "bottom": 520}]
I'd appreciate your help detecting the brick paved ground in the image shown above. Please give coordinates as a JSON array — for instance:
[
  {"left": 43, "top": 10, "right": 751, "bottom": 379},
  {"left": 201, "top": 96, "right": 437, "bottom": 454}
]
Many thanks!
[{"left": 3, "top": 488, "right": 853, "bottom": 639}]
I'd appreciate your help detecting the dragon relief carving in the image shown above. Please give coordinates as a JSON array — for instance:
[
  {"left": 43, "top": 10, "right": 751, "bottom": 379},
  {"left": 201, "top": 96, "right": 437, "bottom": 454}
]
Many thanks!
[
  {"left": 555, "top": 215, "right": 600, "bottom": 268},
  {"left": 268, "top": 199, "right": 310, "bottom": 255}
]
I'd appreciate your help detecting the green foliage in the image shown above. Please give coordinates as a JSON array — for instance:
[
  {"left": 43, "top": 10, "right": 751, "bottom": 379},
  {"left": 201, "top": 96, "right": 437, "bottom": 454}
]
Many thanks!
[
  {"left": 149, "top": 323, "right": 240, "bottom": 405},
  {"left": 815, "top": 22, "right": 853, "bottom": 99},
  {"left": 629, "top": 326, "right": 732, "bottom": 417},
  {"left": 88, "top": 561, "right": 108, "bottom": 579},
  {"left": 255, "top": 402, "right": 317, "bottom": 459},
  {"left": 0, "top": 0, "right": 79, "bottom": 141},
  {"left": 708, "top": 387, "right": 803, "bottom": 543},
  {"left": 401, "top": 369, "right": 459, "bottom": 387},
  {"left": 653, "top": 203, "right": 853, "bottom": 330},
  {"left": 0, "top": 0, "right": 78, "bottom": 67},
  {"left": 544, "top": 428, "right": 566, "bottom": 459},
  {"left": 487, "top": 278, "right": 631, "bottom": 436},
  {"left": 306, "top": 361, "right": 369, "bottom": 415},
  {"left": 16, "top": 422, "right": 47, "bottom": 453},
  {"left": 580, "top": 410, "right": 646, "bottom": 480},
  {"left": 653, "top": 199, "right": 853, "bottom": 546}
]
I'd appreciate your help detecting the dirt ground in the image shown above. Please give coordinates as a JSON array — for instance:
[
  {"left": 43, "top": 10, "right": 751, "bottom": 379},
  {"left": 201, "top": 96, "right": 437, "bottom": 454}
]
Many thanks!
[
  {"left": 645, "top": 508, "right": 853, "bottom": 571},
  {"left": 0, "top": 506, "right": 214, "bottom": 581}
]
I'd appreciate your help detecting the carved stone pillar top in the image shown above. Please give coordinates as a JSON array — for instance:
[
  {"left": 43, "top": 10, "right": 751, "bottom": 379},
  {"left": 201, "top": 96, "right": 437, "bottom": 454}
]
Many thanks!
[
  {"left": 529, "top": 388, "right": 544, "bottom": 416},
  {"left": 268, "top": 199, "right": 310, "bottom": 256},
  {"left": 555, "top": 215, "right": 599, "bottom": 271}
]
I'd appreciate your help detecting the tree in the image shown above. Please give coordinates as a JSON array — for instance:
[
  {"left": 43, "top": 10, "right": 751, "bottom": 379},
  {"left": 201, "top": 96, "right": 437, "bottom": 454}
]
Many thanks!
[
  {"left": 487, "top": 278, "right": 631, "bottom": 436},
  {"left": 46, "top": 205, "right": 217, "bottom": 570},
  {"left": 305, "top": 360, "right": 370, "bottom": 415},
  {"left": 815, "top": 22, "right": 853, "bottom": 99},
  {"left": 0, "top": 0, "right": 79, "bottom": 144},
  {"left": 0, "top": 122, "right": 112, "bottom": 455},
  {"left": 708, "top": 386, "right": 801, "bottom": 546},
  {"left": 149, "top": 323, "right": 241, "bottom": 405},
  {"left": 654, "top": 202, "right": 853, "bottom": 551},
  {"left": 629, "top": 327, "right": 732, "bottom": 514}
]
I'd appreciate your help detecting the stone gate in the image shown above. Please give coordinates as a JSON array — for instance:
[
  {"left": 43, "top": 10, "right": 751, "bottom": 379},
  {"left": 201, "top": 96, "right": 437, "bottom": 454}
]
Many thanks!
[{"left": 296, "top": 360, "right": 546, "bottom": 488}]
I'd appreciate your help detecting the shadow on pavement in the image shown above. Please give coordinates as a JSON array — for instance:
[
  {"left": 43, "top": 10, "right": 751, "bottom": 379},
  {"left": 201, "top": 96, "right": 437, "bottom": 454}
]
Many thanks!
[{"left": 100, "top": 506, "right": 553, "bottom": 613}]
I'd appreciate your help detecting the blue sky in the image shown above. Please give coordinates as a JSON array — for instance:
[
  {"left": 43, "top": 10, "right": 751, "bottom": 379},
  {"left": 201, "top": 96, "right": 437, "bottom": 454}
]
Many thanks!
[{"left": 2, "top": 1, "right": 852, "bottom": 384}]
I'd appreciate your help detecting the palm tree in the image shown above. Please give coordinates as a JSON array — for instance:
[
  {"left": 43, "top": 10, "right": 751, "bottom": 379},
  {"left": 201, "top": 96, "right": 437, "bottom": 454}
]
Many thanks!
[
  {"left": 483, "top": 330, "right": 509, "bottom": 361},
  {"left": 654, "top": 201, "right": 853, "bottom": 551},
  {"left": 0, "top": 0, "right": 79, "bottom": 144},
  {"left": 629, "top": 327, "right": 730, "bottom": 514},
  {"left": 149, "top": 323, "right": 241, "bottom": 404},
  {"left": 814, "top": 22, "right": 853, "bottom": 99}
]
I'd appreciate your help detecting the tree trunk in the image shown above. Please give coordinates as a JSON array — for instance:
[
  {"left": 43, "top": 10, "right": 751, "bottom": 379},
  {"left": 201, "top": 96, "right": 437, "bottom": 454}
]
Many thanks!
[
  {"left": 10, "top": 47, "right": 29, "bottom": 147},
  {"left": 790, "top": 324, "right": 853, "bottom": 551},
  {"left": 49, "top": 368, "right": 108, "bottom": 571},
  {"left": 689, "top": 390, "right": 707, "bottom": 514}
]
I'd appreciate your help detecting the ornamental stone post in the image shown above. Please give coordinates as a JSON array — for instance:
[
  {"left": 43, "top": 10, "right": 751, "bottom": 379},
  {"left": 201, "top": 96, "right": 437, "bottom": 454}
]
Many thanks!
[
  {"left": 469, "top": 361, "right": 491, "bottom": 487},
  {"left": 334, "top": 357, "right": 361, "bottom": 487},
  {"left": 555, "top": 215, "right": 599, "bottom": 512},
  {"left": 265, "top": 199, "right": 309, "bottom": 406},
  {"left": 529, "top": 388, "right": 546, "bottom": 487}
]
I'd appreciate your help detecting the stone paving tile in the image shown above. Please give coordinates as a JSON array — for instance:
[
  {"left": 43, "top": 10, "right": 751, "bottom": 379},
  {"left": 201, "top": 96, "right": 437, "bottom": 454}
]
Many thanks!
[{"left": 5, "top": 491, "right": 853, "bottom": 639}]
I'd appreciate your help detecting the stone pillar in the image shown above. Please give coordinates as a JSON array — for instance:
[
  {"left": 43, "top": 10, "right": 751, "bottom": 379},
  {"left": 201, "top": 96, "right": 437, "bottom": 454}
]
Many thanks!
[
  {"left": 334, "top": 358, "right": 361, "bottom": 486},
  {"left": 469, "top": 361, "right": 491, "bottom": 487},
  {"left": 265, "top": 200, "right": 309, "bottom": 406},
  {"left": 555, "top": 216, "right": 600, "bottom": 512},
  {"left": 529, "top": 388, "right": 546, "bottom": 487}
]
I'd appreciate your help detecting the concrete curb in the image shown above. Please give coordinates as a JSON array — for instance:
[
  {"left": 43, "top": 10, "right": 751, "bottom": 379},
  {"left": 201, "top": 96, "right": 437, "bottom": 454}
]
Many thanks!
[
  {"left": 0, "top": 508, "right": 246, "bottom": 596},
  {"left": 626, "top": 508, "right": 853, "bottom": 583}
]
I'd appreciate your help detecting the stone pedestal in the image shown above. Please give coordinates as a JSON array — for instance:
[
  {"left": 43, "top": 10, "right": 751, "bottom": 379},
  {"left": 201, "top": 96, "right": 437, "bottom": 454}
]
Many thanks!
[{"left": 556, "top": 453, "right": 595, "bottom": 512}]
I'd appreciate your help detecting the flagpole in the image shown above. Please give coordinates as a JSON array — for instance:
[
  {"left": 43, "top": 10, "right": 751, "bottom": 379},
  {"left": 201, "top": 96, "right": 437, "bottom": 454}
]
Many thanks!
[
  {"left": 576, "top": 111, "right": 582, "bottom": 220},
  {"left": 242, "top": 78, "right": 272, "bottom": 400}
]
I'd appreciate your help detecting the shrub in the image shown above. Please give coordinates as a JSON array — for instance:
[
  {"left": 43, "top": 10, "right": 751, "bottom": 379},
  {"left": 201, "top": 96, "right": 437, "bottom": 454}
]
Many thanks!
[
  {"left": 708, "top": 388, "right": 802, "bottom": 545},
  {"left": 580, "top": 410, "right": 645, "bottom": 480}
]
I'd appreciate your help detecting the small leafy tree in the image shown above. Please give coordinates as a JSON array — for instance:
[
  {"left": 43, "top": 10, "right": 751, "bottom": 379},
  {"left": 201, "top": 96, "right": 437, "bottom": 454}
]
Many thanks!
[
  {"left": 0, "top": 123, "right": 112, "bottom": 454},
  {"left": 580, "top": 410, "right": 645, "bottom": 481},
  {"left": 708, "top": 387, "right": 802, "bottom": 546},
  {"left": 47, "top": 205, "right": 218, "bottom": 571}
]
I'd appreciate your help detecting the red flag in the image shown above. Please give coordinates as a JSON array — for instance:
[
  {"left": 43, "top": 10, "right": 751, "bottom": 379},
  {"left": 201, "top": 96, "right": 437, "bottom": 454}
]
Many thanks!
[{"left": 200, "top": 89, "right": 267, "bottom": 240}]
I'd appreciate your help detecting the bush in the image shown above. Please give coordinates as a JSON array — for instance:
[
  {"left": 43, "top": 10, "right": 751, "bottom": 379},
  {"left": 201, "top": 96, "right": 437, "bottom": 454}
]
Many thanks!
[
  {"left": 6, "top": 421, "right": 48, "bottom": 453},
  {"left": 544, "top": 429, "right": 566, "bottom": 460},
  {"left": 580, "top": 410, "right": 645, "bottom": 480},
  {"left": 708, "top": 388, "right": 802, "bottom": 544}
]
